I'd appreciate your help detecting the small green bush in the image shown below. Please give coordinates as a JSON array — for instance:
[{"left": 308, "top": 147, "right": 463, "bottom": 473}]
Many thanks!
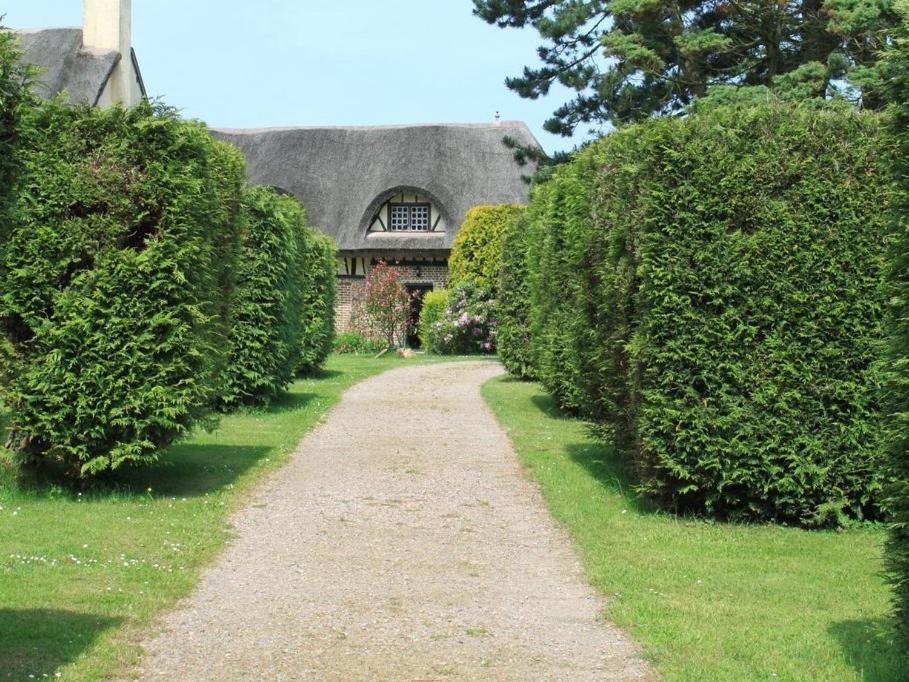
[
  {"left": 524, "top": 101, "right": 891, "bottom": 524},
  {"left": 883, "top": 10, "right": 909, "bottom": 650},
  {"left": 0, "top": 101, "right": 245, "bottom": 476},
  {"left": 296, "top": 229, "right": 337, "bottom": 375},
  {"left": 497, "top": 209, "right": 536, "bottom": 379},
  {"left": 449, "top": 204, "right": 525, "bottom": 292},
  {"left": 333, "top": 332, "right": 384, "bottom": 355},
  {"left": 425, "top": 284, "right": 497, "bottom": 355},
  {"left": 219, "top": 186, "right": 309, "bottom": 409},
  {"left": 418, "top": 289, "right": 448, "bottom": 349}
]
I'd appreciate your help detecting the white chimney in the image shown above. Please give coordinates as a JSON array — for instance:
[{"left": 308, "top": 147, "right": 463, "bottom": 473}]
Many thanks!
[{"left": 83, "top": 0, "right": 138, "bottom": 106}]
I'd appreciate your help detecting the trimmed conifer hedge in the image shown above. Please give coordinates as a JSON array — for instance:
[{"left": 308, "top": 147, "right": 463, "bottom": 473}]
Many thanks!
[
  {"left": 449, "top": 204, "right": 525, "bottom": 293},
  {"left": 497, "top": 208, "right": 536, "bottom": 379},
  {"left": 0, "top": 101, "right": 245, "bottom": 475},
  {"left": 219, "top": 186, "right": 310, "bottom": 408},
  {"left": 296, "top": 228, "right": 337, "bottom": 376},
  {"left": 524, "top": 101, "right": 891, "bottom": 524},
  {"left": 883, "top": 15, "right": 909, "bottom": 649},
  {"left": 0, "top": 27, "right": 30, "bottom": 215}
]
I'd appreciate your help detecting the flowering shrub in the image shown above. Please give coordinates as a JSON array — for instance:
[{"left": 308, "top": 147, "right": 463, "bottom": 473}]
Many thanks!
[
  {"left": 426, "top": 284, "right": 497, "bottom": 355},
  {"left": 349, "top": 261, "right": 411, "bottom": 349}
]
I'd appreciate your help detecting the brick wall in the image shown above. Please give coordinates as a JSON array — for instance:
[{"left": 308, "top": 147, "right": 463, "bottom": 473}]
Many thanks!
[{"left": 335, "top": 258, "right": 449, "bottom": 332}]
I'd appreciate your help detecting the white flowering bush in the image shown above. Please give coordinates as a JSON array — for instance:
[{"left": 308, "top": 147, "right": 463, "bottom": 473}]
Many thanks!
[{"left": 425, "top": 284, "right": 497, "bottom": 355}]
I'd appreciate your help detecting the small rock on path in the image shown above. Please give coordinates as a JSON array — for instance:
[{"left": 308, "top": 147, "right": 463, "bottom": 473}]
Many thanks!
[{"left": 138, "top": 361, "right": 652, "bottom": 680}]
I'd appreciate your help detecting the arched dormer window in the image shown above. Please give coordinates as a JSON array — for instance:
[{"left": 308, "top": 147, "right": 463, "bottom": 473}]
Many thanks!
[{"left": 366, "top": 191, "right": 447, "bottom": 235}]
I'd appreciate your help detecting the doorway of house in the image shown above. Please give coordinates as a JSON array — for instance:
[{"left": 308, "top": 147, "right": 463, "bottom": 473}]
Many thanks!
[{"left": 406, "top": 284, "right": 434, "bottom": 349}]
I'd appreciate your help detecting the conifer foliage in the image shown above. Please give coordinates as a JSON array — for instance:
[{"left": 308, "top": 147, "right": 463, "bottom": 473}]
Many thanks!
[
  {"left": 0, "top": 97, "right": 337, "bottom": 475},
  {"left": 219, "top": 187, "right": 333, "bottom": 408},
  {"left": 474, "top": 0, "right": 898, "bottom": 134},
  {"left": 502, "top": 101, "right": 891, "bottom": 524},
  {"left": 883, "top": 9, "right": 909, "bottom": 650},
  {"left": 1, "top": 102, "right": 246, "bottom": 475}
]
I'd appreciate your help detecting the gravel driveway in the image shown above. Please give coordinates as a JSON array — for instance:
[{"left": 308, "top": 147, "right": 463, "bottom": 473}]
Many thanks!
[{"left": 137, "top": 361, "right": 651, "bottom": 680}]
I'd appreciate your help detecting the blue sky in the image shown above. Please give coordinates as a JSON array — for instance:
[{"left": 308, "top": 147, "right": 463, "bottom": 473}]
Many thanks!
[{"left": 6, "top": 0, "right": 597, "bottom": 154}]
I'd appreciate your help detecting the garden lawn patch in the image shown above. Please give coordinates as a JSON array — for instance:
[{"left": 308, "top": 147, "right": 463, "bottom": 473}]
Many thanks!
[
  {"left": 0, "top": 354, "right": 461, "bottom": 681},
  {"left": 483, "top": 375, "right": 903, "bottom": 681}
]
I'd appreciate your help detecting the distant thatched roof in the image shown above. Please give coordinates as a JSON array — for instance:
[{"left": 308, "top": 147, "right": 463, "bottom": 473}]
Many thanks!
[
  {"left": 15, "top": 28, "right": 144, "bottom": 106},
  {"left": 212, "top": 122, "right": 537, "bottom": 252}
]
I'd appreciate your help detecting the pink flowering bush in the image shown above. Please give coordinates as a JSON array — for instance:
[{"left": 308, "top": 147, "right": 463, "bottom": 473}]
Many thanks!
[
  {"left": 349, "top": 261, "right": 411, "bottom": 349},
  {"left": 425, "top": 283, "right": 497, "bottom": 355}
]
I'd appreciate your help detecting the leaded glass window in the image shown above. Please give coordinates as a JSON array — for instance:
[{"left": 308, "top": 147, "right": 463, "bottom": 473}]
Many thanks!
[{"left": 388, "top": 203, "right": 432, "bottom": 231}]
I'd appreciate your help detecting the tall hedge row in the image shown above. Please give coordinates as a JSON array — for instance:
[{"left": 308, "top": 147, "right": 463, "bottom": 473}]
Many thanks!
[
  {"left": 0, "top": 27, "right": 30, "bottom": 217},
  {"left": 883, "top": 13, "right": 909, "bottom": 649},
  {"left": 219, "top": 186, "right": 310, "bottom": 408},
  {"left": 497, "top": 208, "right": 536, "bottom": 378},
  {"left": 0, "top": 102, "right": 245, "bottom": 475},
  {"left": 514, "top": 102, "right": 891, "bottom": 524},
  {"left": 296, "top": 229, "right": 336, "bottom": 375}
]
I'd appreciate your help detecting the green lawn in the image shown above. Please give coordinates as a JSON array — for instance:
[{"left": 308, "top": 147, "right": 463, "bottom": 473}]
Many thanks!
[
  {"left": 0, "top": 353, "right": 455, "bottom": 681},
  {"left": 482, "top": 375, "right": 904, "bottom": 681}
]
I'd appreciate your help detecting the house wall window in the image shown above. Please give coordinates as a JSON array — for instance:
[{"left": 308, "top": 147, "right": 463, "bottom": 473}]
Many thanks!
[{"left": 388, "top": 203, "right": 432, "bottom": 232}]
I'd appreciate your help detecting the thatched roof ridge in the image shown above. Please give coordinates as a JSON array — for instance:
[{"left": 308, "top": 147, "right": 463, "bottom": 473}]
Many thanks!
[
  {"left": 16, "top": 28, "right": 120, "bottom": 106},
  {"left": 211, "top": 122, "right": 537, "bottom": 251}
]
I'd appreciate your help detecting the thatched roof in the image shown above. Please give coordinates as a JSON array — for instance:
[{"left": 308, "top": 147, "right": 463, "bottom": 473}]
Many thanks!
[
  {"left": 212, "top": 122, "right": 537, "bottom": 252},
  {"left": 15, "top": 28, "right": 144, "bottom": 106}
]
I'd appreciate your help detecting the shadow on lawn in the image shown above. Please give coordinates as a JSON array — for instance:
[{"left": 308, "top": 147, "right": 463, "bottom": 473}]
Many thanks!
[
  {"left": 117, "top": 443, "right": 272, "bottom": 497},
  {"left": 829, "top": 618, "right": 905, "bottom": 681},
  {"left": 264, "top": 390, "right": 317, "bottom": 414},
  {"left": 0, "top": 609, "right": 120, "bottom": 679},
  {"left": 528, "top": 389, "right": 654, "bottom": 515}
]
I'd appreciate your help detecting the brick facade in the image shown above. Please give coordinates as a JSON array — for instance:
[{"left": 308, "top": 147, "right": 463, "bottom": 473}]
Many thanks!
[{"left": 335, "top": 256, "right": 449, "bottom": 332}]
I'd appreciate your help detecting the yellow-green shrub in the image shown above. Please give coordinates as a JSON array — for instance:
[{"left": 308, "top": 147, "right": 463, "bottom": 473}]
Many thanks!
[
  {"left": 449, "top": 204, "right": 525, "bottom": 292},
  {"left": 418, "top": 289, "right": 448, "bottom": 349}
]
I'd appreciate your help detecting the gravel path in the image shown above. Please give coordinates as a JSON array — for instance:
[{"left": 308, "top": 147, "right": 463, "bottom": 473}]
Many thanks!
[{"left": 137, "top": 361, "right": 651, "bottom": 680}]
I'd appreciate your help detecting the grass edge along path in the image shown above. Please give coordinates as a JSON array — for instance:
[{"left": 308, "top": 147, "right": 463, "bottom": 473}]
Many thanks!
[
  {"left": 0, "top": 354, "right": 462, "bottom": 681},
  {"left": 482, "top": 375, "right": 903, "bottom": 681}
]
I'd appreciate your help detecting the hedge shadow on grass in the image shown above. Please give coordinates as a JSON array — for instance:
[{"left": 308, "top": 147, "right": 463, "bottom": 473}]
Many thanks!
[
  {"left": 526, "top": 388, "right": 654, "bottom": 515},
  {"left": 0, "top": 609, "right": 121, "bottom": 679},
  {"left": 116, "top": 444, "right": 272, "bottom": 498},
  {"left": 828, "top": 618, "right": 904, "bottom": 680},
  {"left": 261, "top": 391, "right": 318, "bottom": 415}
]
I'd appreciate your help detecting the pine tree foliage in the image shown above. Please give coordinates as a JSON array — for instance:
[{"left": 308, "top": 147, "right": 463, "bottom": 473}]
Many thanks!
[{"left": 474, "top": 0, "right": 899, "bottom": 134}]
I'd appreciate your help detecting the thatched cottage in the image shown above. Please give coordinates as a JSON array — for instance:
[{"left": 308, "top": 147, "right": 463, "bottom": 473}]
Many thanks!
[{"left": 17, "top": 0, "right": 536, "bottom": 337}]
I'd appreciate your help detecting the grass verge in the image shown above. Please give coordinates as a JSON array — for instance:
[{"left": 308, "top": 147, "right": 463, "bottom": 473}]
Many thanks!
[
  {"left": 0, "top": 353, "right": 455, "bottom": 680},
  {"left": 482, "top": 375, "right": 903, "bottom": 681}
]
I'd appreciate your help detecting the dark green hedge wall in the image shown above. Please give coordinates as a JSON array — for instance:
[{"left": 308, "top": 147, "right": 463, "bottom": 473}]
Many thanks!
[
  {"left": 497, "top": 208, "right": 536, "bottom": 379},
  {"left": 219, "top": 186, "right": 309, "bottom": 408},
  {"left": 0, "top": 27, "right": 30, "bottom": 216},
  {"left": 526, "top": 102, "right": 890, "bottom": 524},
  {"left": 0, "top": 102, "right": 245, "bottom": 475},
  {"left": 883, "top": 16, "right": 909, "bottom": 650},
  {"left": 296, "top": 228, "right": 336, "bottom": 376}
]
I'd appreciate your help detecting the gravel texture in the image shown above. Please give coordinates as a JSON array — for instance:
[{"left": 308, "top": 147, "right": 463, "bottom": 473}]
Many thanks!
[{"left": 137, "top": 361, "right": 652, "bottom": 680}]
